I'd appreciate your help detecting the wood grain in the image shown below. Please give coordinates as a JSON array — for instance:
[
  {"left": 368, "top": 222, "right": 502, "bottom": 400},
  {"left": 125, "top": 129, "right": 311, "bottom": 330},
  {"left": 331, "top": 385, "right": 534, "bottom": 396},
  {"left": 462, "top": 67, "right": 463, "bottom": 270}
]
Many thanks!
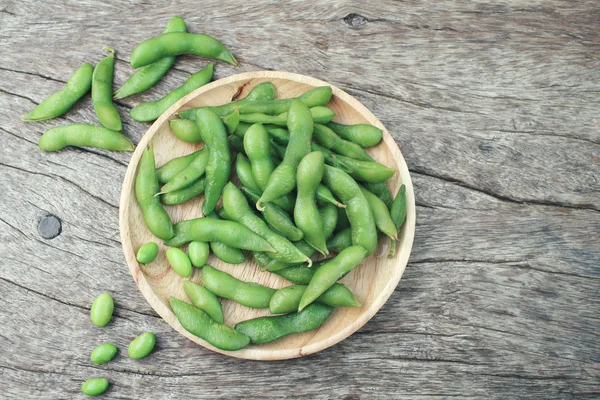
[{"left": 1, "top": 0, "right": 599, "bottom": 398}]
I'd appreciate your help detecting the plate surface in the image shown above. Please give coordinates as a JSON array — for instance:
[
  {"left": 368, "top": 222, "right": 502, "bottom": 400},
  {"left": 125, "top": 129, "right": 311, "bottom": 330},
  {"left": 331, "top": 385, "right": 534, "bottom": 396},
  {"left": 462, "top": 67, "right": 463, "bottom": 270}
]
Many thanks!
[{"left": 119, "top": 71, "right": 416, "bottom": 360}]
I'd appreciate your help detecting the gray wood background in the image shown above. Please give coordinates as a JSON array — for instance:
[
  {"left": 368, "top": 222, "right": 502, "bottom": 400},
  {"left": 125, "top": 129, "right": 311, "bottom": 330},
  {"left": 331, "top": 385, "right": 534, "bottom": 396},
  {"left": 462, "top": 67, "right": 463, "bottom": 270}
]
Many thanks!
[{"left": 1, "top": 0, "right": 599, "bottom": 398}]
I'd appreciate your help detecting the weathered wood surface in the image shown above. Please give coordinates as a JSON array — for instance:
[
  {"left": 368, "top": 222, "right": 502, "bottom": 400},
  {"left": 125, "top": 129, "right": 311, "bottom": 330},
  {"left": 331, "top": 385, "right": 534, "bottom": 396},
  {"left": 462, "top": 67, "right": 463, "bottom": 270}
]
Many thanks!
[{"left": 1, "top": 0, "right": 598, "bottom": 398}]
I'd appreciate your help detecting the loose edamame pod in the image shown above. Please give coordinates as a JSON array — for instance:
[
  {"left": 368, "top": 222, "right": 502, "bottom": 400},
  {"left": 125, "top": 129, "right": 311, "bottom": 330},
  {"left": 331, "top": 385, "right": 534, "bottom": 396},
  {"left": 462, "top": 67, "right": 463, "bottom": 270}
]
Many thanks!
[
  {"left": 365, "top": 182, "right": 393, "bottom": 209},
  {"left": 298, "top": 246, "right": 368, "bottom": 311},
  {"left": 188, "top": 241, "right": 210, "bottom": 267},
  {"left": 359, "top": 186, "right": 398, "bottom": 240},
  {"left": 128, "top": 332, "right": 156, "bottom": 359},
  {"left": 90, "top": 343, "right": 118, "bottom": 365},
  {"left": 170, "top": 119, "right": 203, "bottom": 143},
  {"left": 156, "top": 150, "right": 203, "bottom": 184},
  {"left": 159, "top": 149, "right": 208, "bottom": 194},
  {"left": 131, "top": 32, "right": 237, "bottom": 68},
  {"left": 295, "top": 151, "right": 327, "bottom": 254},
  {"left": 270, "top": 284, "right": 360, "bottom": 314},
  {"left": 166, "top": 247, "right": 193, "bottom": 277},
  {"left": 237, "top": 86, "right": 333, "bottom": 115},
  {"left": 202, "top": 265, "right": 275, "bottom": 308},
  {"left": 114, "top": 16, "right": 187, "bottom": 99},
  {"left": 170, "top": 297, "right": 250, "bottom": 351},
  {"left": 323, "top": 166, "right": 378, "bottom": 255},
  {"left": 38, "top": 124, "right": 134, "bottom": 152},
  {"left": 313, "top": 124, "right": 373, "bottom": 161},
  {"left": 235, "top": 303, "right": 333, "bottom": 344},
  {"left": 327, "top": 227, "right": 352, "bottom": 253},
  {"left": 136, "top": 145, "right": 174, "bottom": 240},
  {"left": 327, "top": 121, "right": 383, "bottom": 148},
  {"left": 205, "top": 212, "right": 246, "bottom": 264},
  {"left": 90, "top": 293, "right": 114, "bottom": 327},
  {"left": 164, "top": 218, "right": 275, "bottom": 252},
  {"left": 136, "top": 241, "right": 159, "bottom": 264},
  {"left": 389, "top": 184, "right": 407, "bottom": 258},
  {"left": 239, "top": 106, "right": 335, "bottom": 126},
  {"left": 92, "top": 47, "right": 121, "bottom": 131},
  {"left": 82, "top": 378, "right": 109, "bottom": 396},
  {"left": 183, "top": 281, "right": 223, "bottom": 323},
  {"left": 131, "top": 63, "right": 214, "bottom": 122},
  {"left": 160, "top": 177, "right": 206, "bottom": 205},
  {"left": 195, "top": 109, "right": 231, "bottom": 215},
  {"left": 22, "top": 62, "right": 93, "bottom": 122}
]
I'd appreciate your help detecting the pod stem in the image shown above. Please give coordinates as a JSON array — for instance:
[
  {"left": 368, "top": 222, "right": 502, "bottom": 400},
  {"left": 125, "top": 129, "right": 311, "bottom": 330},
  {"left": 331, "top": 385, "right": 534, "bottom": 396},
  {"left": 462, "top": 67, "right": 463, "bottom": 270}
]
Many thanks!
[{"left": 102, "top": 46, "right": 115, "bottom": 56}]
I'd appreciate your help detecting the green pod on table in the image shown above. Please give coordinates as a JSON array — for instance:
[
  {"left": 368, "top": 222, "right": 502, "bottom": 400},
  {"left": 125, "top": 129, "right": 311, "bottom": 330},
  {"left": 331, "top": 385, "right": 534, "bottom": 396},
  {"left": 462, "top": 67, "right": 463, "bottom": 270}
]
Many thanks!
[
  {"left": 131, "top": 32, "right": 237, "bottom": 68},
  {"left": 365, "top": 182, "right": 393, "bottom": 209},
  {"left": 170, "top": 297, "right": 249, "bottom": 351},
  {"left": 270, "top": 284, "right": 360, "bottom": 314},
  {"left": 188, "top": 241, "right": 210, "bottom": 267},
  {"left": 204, "top": 212, "right": 246, "bottom": 264},
  {"left": 136, "top": 241, "right": 159, "bottom": 264},
  {"left": 156, "top": 150, "right": 203, "bottom": 184},
  {"left": 202, "top": 265, "right": 275, "bottom": 308},
  {"left": 388, "top": 184, "right": 407, "bottom": 258},
  {"left": 239, "top": 106, "right": 335, "bottom": 126},
  {"left": 235, "top": 303, "right": 333, "bottom": 344},
  {"left": 38, "top": 124, "right": 134, "bottom": 152},
  {"left": 166, "top": 247, "right": 192, "bottom": 277},
  {"left": 92, "top": 47, "right": 121, "bottom": 131},
  {"left": 170, "top": 119, "right": 203, "bottom": 143},
  {"left": 237, "top": 86, "right": 333, "bottom": 115},
  {"left": 327, "top": 228, "right": 352, "bottom": 253},
  {"left": 326, "top": 121, "right": 383, "bottom": 148},
  {"left": 313, "top": 124, "right": 373, "bottom": 161},
  {"left": 160, "top": 176, "right": 205, "bottom": 205},
  {"left": 183, "top": 281, "right": 224, "bottom": 323},
  {"left": 159, "top": 149, "right": 208, "bottom": 194},
  {"left": 136, "top": 145, "right": 174, "bottom": 240},
  {"left": 90, "top": 343, "right": 118, "bottom": 365},
  {"left": 128, "top": 332, "right": 156, "bottom": 359},
  {"left": 114, "top": 16, "right": 187, "bottom": 99},
  {"left": 359, "top": 186, "right": 398, "bottom": 240},
  {"left": 22, "top": 62, "right": 93, "bottom": 122},
  {"left": 90, "top": 293, "right": 114, "bottom": 327},
  {"left": 81, "top": 378, "right": 109, "bottom": 396}
]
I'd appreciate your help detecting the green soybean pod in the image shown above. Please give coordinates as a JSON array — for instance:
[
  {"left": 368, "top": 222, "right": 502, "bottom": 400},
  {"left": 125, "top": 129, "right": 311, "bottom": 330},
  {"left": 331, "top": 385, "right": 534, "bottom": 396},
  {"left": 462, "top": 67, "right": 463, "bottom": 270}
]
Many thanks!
[
  {"left": 128, "top": 332, "right": 156, "bottom": 359},
  {"left": 136, "top": 145, "right": 174, "bottom": 240},
  {"left": 22, "top": 62, "right": 93, "bottom": 122},
  {"left": 329, "top": 154, "right": 395, "bottom": 184},
  {"left": 365, "top": 182, "right": 393, "bottom": 209},
  {"left": 313, "top": 124, "right": 373, "bottom": 161},
  {"left": 170, "top": 297, "right": 250, "bottom": 351},
  {"left": 235, "top": 303, "right": 333, "bottom": 344},
  {"left": 160, "top": 177, "right": 206, "bottom": 205},
  {"left": 335, "top": 207, "right": 351, "bottom": 233},
  {"left": 273, "top": 257, "right": 350, "bottom": 285},
  {"left": 114, "top": 16, "right": 187, "bottom": 99},
  {"left": 159, "top": 149, "right": 208, "bottom": 194},
  {"left": 204, "top": 212, "right": 246, "bottom": 264},
  {"left": 90, "top": 343, "right": 118, "bottom": 365},
  {"left": 81, "top": 378, "right": 109, "bottom": 396},
  {"left": 38, "top": 124, "right": 134, "bottom": 152},
  {"left": 270, "top": 284, "right": 360, "bottom": 314},
  {"left": 388, "top": 184, "right": 407, "bottom": 258},
  {"left": 170, "top": 119, "right": 203, "bottom": 143},
  {"left": 90, "top": 293, "right": 114, "bottom": 327},
  {"left": 202, "top": 265, "right": 275, "bottom": 309},
  {"left": 136, "top": 241, "right": 159, "bottom": 264},
  {"left": 243, "top": 123, "right": 274, "bottom": 190},
  {"left": 229, "top": 135, "right": 245, "bottom": 153},
  {"left": 327, "top": 228, "right": 352, "bottom": 253},
  {"left": 188, "top": 241, "right": 210, "bottom": 267},
  {"left": 239, "top": 106, "right": 335, "bottom": 126},
  {"left": 222, "top": 109, "right": 240, "bottom": 134},
  {"left": 131, "top": 64, "right": 214, "bottom": 122},
  {"left": 234, "top": 122, "right": 291, "bottom": 144},
  {"left": 92, "top": 47, "right": 121, "bottom": 131},
  {"left": 183, "top": 281, "right": 224, "bottom": 324},
  {"left": 359, "top": 186, "right": 398, "bottom": 240},
  {"left": 235, "top": 153, "right": 261, "bottom": 192},
  {"left": 131, "top": 32, "right": 237, "bottom": 68},
  {"left": 156, "top": 150, "right": 203, "bottom": 184},
  {"left": 237, "top": 86, "right": 333, "bottom": 115},
  {"left": 320, "top": 203, "right": 339, "bottom": 239},
  {"left": 298, "top": 246, "right": 368, "bottom": 311},
  {"left": 166, "top": 247, "right": 193, "bottom": 277},
  {"left": 326, "top": 121, "right": 383, "bottom": 148}
]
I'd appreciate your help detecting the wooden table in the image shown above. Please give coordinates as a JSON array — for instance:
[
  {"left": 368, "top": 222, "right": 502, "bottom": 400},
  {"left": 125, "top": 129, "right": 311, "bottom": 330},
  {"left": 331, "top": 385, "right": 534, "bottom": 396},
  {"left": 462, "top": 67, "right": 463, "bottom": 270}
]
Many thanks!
[{"left": 1, "top": 1, "right": 598, "bottom": 398}]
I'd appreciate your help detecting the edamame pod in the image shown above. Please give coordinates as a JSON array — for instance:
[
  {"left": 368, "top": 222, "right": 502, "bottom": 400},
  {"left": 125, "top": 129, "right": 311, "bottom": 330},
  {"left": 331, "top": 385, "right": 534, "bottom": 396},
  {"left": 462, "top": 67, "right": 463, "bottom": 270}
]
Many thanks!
[
  {"left": 183, "top": 281, "right": 223, "bottom": 323},
  {"left": 222, "top": 109, "right": 240, "bottom": 134},
  {"left": 159, "top": 149, "right": 208, "bottom": 194},
  {"left": 90, "top": 293, "right": 114, "bottom": 327},
  {"left": 160, "top": 177, "right": 206, "bottom": 205},
  {"left": 237, "top": 86, "right": 332, "bottom": 115},
  {"left": 136, "top": 241, "right": 159, "bottom": 264},
  {"left": 205, "top": 212, "right": 246, "bottom": 264},
  {"left": 271, "top": 258, "right": 331, "bottom": 284},
  {"left": 202, "top": 265, "right": 275, "bottom": 308},
  {"left": 235, "top": 122, "right": 291, "bottom": 145},
  {"left": 243, "top": 123, "right": 274, "bottom": 191},
  {"left": 156, "top": 150, "right": 203, "bottom": 184},
  {"left": 239, "top": 106, "right": 335, "bottom": 126},
  {"left": 365, "top": 182, "right": 393, "bottom": 209},
  {"left": 82, "top": 378, "right": 109, "bottom": 396},
  {"left": 90, "top": 343, "right": 118, "bottom": 365},
  {"left": 38, "top": 124, "right": 134, "bottom": 152},
  {"left": 270, "top": 284, "right": 360, "bottom": 314},
  {"left": 327, "top": 228, "right": 352, "bottom": 253},
  {"left": 359, "top": 186, "right": 398, "bottom": 240},
  {"left": 235, "top": 153, "right": 261, "bottom": 192},
  {"left": 170, "top": 119, "right": 203, "bottom": 143},
  {"left": 313, "top": 124, "right": 373, "bottom": 161},
  {"left": 170, "top": 297, "right": 250, "bottom": 351},
  {"left": 92, "top": 47, "right": 121, "bottom": 131},
  {"left": 188, "top": 241, "right": 210, "bottom": 267},
  {"left": 326, "top": 121, "right": 383, "bottom": 148},
  {"left": 128, "top": 332, "right": 156, "bottom": 359},
  {"left": 389, "top": 184, "right": 407, "bottom": 258},
  {"left": 22, "top": 62, "right": 93, "bottom": 122},
  {"left": 131, "top": 32, "right": 237, "bottom": 68},
  {"left": 328, "top": 154, "right": 395, "bottom": 184},
  {"left": 166, "top": 247, "right": 192, "bottom": 277}
]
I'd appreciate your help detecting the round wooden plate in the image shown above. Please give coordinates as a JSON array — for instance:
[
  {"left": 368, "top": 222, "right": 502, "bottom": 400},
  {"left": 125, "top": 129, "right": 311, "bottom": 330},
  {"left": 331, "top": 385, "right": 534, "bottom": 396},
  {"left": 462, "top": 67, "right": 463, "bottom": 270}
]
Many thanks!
[{"left": 119, "top": 71, "right": 416, "bottom": 360}]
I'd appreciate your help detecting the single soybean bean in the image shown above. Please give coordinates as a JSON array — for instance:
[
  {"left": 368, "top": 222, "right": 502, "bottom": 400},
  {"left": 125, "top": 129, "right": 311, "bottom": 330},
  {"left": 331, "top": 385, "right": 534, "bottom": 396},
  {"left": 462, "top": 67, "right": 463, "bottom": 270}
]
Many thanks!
[
  {"left": 81, "top": 378, "right": 109, "bottom": 396},
  {"left": 237, "top": 86, "right": 333, "bottom": 115},
  {"left": 136, "top": 145, "right": 174, "bottom": 240},
  {"left": 136, "top": 241, "right": 159, "bottom": 264},
  {"left": 359, "top": 186, "right": 398, "bottom": 240},
  {"left": 202, "top": 265, "right": 275, "bottom": 308},
  {"left": 114, "top": 16, "right": 187, "bottom": 99},
  {"left": 326, "top": 121, "right": 383, "bottom": 148},
  {"left": 22, "top": 62, "right": 93, "bottom": 122},
  {"left": 159, "top": 149, "right": 208, "bottom": 194},
  {"left": 90, "top": 293, "right": 114, "bottom": 327},
  {"left": 235, "top": 303, "right": 333, "bottom": 344},
  {"left": 183, "top": 281, "right": 223, "bottom": 323},
  {"left": 365, "top": 182, "right": 393, "bottom": 209},
  {"left": 131, "top": 32, "right": 237, "bottom": 68},
  {"left": 205, "top": 212, "right": 246, "bottom": 264},
  {"left": 389, "top": 184, "right": 407, "bottom": 258},
  {"left": 313, "top": 124, "right": 373, "bottom": 161},
  {"left": 299, "top": 246, "right": 367, "bottom": 311},
  {"left": 128, "top": 332, "right": 156, "bottom": 359},
  {"left": 239, "top": 106, "right": 335, "bottom": 126},
  {"left": 156, "top": 150, "right": 203, "bottom": 184},
  {"left": 170, "top": 297, "right": 249, "bottom": 350},
  {"left": 164, "top": 218, "right": 275, "bottom": 252},
  {"left": 90, "top": 343, "right": 118, "bottom": 365},
  {"left": 170, "top": 119, "right": 203, "bottom": 143},
  {"left": 92, "top": 47, "right": 121, "bottom": 131},
  {"left": 166, "top": 247, "right": 193, "bottom": 277},
  {"left": 270, "top": 284, "right": 360, "bottom": 314},
  {"left": 188, "top": 241, "right": 210, "bottom": 267},
  {"left": 38, "top": 124, "right": 134, "bottom": 152},
  {"left": 327, "top": 227, "right": 353, "bottom": 253},
  {"left": 160, "top": 176, "right": 206, "bottom": 205}
]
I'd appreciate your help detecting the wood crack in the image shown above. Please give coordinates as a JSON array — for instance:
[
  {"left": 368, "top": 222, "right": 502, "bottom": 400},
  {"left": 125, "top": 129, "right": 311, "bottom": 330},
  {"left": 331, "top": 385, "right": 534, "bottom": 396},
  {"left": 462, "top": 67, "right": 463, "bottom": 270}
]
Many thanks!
[
  {"left": 0, "top": 66, "right": 65, "bottom": 84},
  {"left": 0, "top": 87, "right": 38, "bottom": 105}
]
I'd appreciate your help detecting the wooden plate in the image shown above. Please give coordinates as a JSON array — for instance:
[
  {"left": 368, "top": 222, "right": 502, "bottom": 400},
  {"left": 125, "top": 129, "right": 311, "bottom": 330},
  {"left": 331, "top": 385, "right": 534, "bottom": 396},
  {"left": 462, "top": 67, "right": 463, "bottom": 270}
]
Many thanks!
[{"left": 119, "top": 71, "right": 416, "bottom": 360}]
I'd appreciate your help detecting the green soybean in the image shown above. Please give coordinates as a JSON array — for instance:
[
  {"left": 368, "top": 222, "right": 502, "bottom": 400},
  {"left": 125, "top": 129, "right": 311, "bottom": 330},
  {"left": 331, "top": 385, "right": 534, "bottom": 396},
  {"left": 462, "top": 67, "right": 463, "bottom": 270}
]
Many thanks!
[
  {"left": 270, "top": 284, "right": 360, "bottom": 314},
  {"left": 22, "top": 62, "right": 93, "bottom": 122},
  {"left": 327, "top": 121, "right": 383, "bottom": 148},
  {"left": 365, "top": 182, "right": 393, "bottom": 209},
  {"left": 90, "top": 293, "right": 114, "bottom": 327},
  {"left": 205, "top": 212, "right": 246, "bottom": 264},
  {"left": 159, "top": 149, "right": 208, "bottom": 194},
  {"left": 222, "top": 109, "right": 240, "bottom": 134},
  {"left": 183, "top": 281, "right": 223, "bottom": 323},
  {"left": 229, "top": 135, "right": 245, "bottom": 153},
  {"left": 328, "top": 154, "right": 395, "bottom": 184},
  {"left": 235, "top": 303, "right": 333, "bottom": 344},
  {"left": 271, "top": 258, "right": 329, "bottom": 284},
  {"left": 359, "top": 186, "right": 398, "bottom": 240},
  {"left": 92, "top": 47, "right": 121, "bottom": 131},
  {"left": 128, "top": 332, "right": 156, "bottom": 359},
  {"left": 188, "top": 241, "right": 210, "bottom": 267},
  {"left": 136, "top": 241, "right": 159, "bottom": 264},
  {"left": 170, "top": 297, "right": 250, "bottom": 351},
  {"left": 131, "top": 32, "right": 237, "bottom": 68},
  {"left": 131, "top": 63, "right": 214, "bottom": 122},
  {"left": 239, "top": 106, "right": 335, "bottom": 126},
  {"left": 156, "top": 150, "right": 203, "bottom": 184},
  {"left": 235, "top": 153, "right": 261, "bottom": 192},
  {"left": 114, "top": 16, "right": 187, "bottom": 99},
  {"left": 170, "top": 119, "right": 203, "bottom": 143},
  {"left": 90, "top": 343, "right": 118, "bottom": 365},
  {"left": 235, "top": 122, "right": 290, "bottom": 144},
  {"left": 136, "top": 145, "right": 174, "bottom": 240},
  {"left": 237, "top": 86, "right": 333, "bottom": 115},
  {"left": 243, "top": 123, "right": 274, "bottom": 190},
  {"left": 389, "top": 184, "right": 407, "bottom": 258},
  {"left": 327, "top": 228, "right": 352, "bottom": 253},
  {"left": 335, "top": 207, "right": 351, "bottom": 232},
  {"left": 160, "top": 177, "right": 205, "bottom": 205},
  {"left": 202, "top": 265, "right": 275, "bottom": 308},
  {"left": 166, "top": 247, "right": 193, "bottom": 277},
  {"left": 81, "top": 378, "right": 109, "bottom": 396},
  {"left": 313, "top": 124, "right": 373, "bottom": 161},
  {"left": 38, "top": 124, "right": 134, "bottom": 152},
  {"left": 299, "top": 246, "right": 367, "bottom": 311}
]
